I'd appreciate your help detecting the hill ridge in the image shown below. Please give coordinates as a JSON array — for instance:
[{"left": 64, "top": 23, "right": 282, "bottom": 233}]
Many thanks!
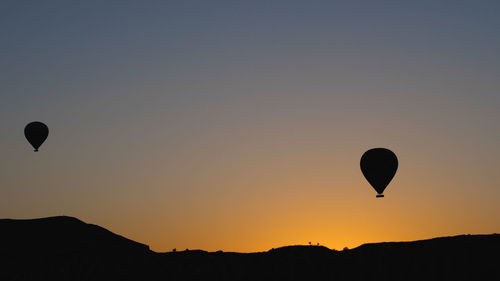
[{"left": 1, "top": 216, "right": 499, "bottom": 281}]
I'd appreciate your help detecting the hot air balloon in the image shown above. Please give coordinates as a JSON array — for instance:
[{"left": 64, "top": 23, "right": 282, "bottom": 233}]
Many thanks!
[
  {"left": 24, "top": 121, "right": 49, "bottom": 152},
  {"left": 360, "top": 148, "right": 398, "bottom": 198}
]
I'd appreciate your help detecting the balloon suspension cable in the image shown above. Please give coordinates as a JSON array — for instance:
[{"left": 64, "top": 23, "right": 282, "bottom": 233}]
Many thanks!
[{"left": 376, "top": 194, "right": 384, "bottom": 198}]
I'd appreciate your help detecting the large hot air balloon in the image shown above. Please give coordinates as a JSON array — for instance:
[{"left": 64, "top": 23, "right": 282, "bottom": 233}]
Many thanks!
[
  {"left": 24, "top": 121, "right": 49, "bottom": 152},
  {"left": 360, "top": 148, "right": 398, "bottom": 198}
]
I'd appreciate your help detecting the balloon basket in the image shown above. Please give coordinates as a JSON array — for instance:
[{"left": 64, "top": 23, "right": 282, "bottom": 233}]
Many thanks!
[
  {"left": 376, "top": 194, "right": 384, "bottom": 198},
  {"left": 34, "top": 149, "right": 39, "bottom": 152}
]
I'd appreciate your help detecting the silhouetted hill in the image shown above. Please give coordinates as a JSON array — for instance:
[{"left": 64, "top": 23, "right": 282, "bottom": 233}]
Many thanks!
[
  {"left": 0, "top": 216, "right": 155, "bottom": 281},
  {"left": 1, "top": 216, "right": 499, "bottom": 281}
]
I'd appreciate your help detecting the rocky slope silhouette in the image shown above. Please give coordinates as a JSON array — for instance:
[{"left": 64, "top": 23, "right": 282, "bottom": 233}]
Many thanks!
[{"left": 1, "top": 216, "right": 499, "bottom": 281}]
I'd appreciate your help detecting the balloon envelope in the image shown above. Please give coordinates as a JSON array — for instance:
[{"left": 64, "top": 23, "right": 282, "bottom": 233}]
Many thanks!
[
  {"left": 24, "top": 122, "right": 49, "bottom": 152},
  {"left": 360, "top": 148, "right": 398, "bottom": 197}
]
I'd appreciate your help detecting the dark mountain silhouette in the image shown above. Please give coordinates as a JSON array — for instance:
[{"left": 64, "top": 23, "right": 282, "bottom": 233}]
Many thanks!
[
  {"left": 1, "top": 216, "right": 499, "bottom": 281},
  {"left": 0, "top": 216, "right": 155, "bottom": 281}
]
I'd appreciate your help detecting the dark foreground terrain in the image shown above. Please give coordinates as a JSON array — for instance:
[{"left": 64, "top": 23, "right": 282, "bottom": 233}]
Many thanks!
[{"left": 1, "top": 216, "right": 499, "bottom": 281}]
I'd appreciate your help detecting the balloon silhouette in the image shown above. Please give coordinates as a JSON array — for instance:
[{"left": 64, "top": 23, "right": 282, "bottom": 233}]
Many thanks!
[
  {"left": 24, "top": 122, "right": 49, "bottom": 152},
  {"left": 360, "top": 148, "right": 398, "bottom": 198}
]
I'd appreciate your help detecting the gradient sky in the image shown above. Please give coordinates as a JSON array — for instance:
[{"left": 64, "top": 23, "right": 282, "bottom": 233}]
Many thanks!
[{"left": 1, "top": 1, "right": 500, "bottom": 252}]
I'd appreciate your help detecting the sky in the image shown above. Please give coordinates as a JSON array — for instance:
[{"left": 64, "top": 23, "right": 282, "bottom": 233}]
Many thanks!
[{"left": 1, "top": 1, "right": 499, "bottom": 252}]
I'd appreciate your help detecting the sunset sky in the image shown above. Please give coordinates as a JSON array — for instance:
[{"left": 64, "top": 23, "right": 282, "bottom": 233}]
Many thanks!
[{"left": 1, "top": 1, "right": 499, "bottom": 252}]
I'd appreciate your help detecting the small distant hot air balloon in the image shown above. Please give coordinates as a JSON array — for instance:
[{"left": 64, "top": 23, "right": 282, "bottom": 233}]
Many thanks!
[
  {"left": 24, "top": 121, "right": 49, "bottom": 152},
  {"left": 360, "top": 148, "right": 398, "bottom": 198}
]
